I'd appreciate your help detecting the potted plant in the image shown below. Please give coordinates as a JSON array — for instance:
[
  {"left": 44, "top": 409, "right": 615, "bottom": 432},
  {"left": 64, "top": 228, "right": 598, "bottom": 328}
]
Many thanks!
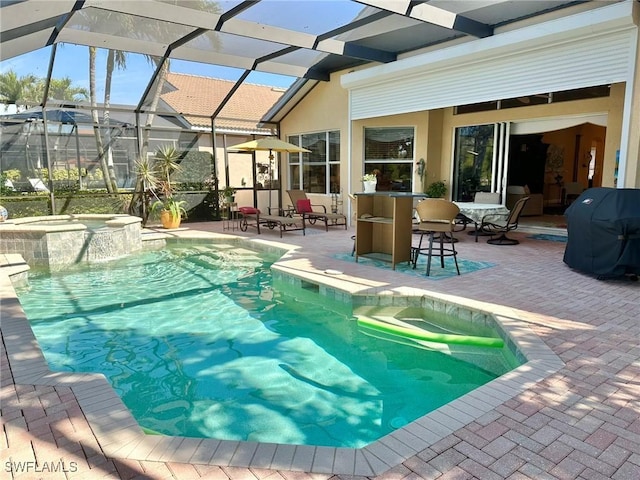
[
  {"left": 361, "top": 172, "right": 378, "bottom": 193},
  {"left": 221, "top": 185, "right": 236, "bottom": 203},
  {"left": 149, "top": 144, "right": 188, "bottom": 229},
  {"left": 426, "top": 180, "right": 447, "bottom": 198}
]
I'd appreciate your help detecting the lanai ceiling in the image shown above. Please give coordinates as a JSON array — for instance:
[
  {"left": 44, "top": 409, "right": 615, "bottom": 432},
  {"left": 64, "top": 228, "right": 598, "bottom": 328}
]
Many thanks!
[{"left": 1, "top": 0, "right": 601, "bottom": 117}]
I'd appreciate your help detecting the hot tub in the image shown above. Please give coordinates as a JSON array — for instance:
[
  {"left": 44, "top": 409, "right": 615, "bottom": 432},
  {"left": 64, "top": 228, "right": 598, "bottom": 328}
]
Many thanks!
[{"left": 0, "top": 214, "right": 143, "bottom": 270}]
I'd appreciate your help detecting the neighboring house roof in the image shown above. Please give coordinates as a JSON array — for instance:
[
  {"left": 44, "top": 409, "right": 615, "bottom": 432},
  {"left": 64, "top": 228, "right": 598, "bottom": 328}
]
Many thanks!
[{"left": 160, "top": 73, "right": 285, "bottom": 134}]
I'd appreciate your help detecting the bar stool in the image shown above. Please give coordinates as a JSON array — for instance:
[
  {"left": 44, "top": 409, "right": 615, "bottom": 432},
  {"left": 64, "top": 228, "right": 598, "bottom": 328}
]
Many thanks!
[{"left": 413, "top": 199, "right": 461, "bottom": 276}]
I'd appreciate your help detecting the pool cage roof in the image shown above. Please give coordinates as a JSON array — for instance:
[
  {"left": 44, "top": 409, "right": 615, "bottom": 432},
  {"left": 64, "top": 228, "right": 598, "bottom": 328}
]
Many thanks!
[{"left": 1, "top": 0, "right": 590, "bottom": 127}]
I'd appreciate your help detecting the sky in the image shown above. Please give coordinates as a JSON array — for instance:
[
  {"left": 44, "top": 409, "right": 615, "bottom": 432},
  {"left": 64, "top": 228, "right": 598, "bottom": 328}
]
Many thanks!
[
  {"left": 0, "top": 44, "right": 298, "bottom": 106},
  {"left": 0, "top": 0, "right": 364, "bottom": 106}
]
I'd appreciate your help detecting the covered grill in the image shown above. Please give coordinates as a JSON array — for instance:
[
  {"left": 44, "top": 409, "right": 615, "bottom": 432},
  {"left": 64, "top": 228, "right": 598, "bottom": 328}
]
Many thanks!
[{"left": 563, "top": 187, "right": 640, "bottom": 278}]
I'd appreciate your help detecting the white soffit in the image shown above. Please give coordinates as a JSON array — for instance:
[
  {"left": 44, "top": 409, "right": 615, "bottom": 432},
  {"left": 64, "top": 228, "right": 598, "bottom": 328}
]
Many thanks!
[
  {"left": 511, "top": 114, "right": 608, "bottom": 135},
  {"left": 342, "top": 1, "right": 637, "bottom": 120}
]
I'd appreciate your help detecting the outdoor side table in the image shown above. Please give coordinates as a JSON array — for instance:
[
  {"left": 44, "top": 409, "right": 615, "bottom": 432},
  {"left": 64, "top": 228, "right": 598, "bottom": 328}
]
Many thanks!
[{"left": 223, "top": 202, "right": 239, "bottom": 231}]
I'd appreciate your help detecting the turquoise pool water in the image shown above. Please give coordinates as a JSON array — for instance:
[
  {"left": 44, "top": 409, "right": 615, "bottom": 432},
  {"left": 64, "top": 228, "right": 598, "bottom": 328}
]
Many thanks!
[{"left": 17, "top": 243, "right": 516, "bottom": 448}]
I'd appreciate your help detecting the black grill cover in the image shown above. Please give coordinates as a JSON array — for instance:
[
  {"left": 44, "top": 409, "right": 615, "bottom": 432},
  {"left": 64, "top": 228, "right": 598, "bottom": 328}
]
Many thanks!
[{"left": 564, "top": 187, "right": 640, "bottom": 278}]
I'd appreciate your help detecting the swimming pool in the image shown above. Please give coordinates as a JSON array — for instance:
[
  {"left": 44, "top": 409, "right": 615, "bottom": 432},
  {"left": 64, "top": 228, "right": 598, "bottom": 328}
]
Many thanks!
[{"left": 17, "top": 243, "right": 519, "bottom": 448}]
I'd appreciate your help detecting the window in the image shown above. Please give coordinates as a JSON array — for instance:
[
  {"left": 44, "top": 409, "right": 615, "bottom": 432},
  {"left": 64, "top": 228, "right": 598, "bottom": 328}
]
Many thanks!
[
  {"left": 452, "top": 124, "right": 495, "bottom": 202},
  {"left": 364, "top": 127, "right": 414, "bottom": 192},
  {"left": 288, "top": 131, "right": 340, "bottom": 194},
  {"left": 455, "top": 85, "right": 611, "bottom": 114}
]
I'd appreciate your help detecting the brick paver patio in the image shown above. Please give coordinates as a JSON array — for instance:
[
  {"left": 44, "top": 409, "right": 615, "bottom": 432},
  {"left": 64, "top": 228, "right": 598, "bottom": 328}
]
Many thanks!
[{"left": 2, "top": 220, "right": 639, "bottom": 479}]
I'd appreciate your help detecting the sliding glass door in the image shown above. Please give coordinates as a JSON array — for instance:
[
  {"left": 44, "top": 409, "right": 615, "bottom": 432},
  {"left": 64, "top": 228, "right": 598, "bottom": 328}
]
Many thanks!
[{"left": 453, "top": 123, "right": 509, "bottom": 202}]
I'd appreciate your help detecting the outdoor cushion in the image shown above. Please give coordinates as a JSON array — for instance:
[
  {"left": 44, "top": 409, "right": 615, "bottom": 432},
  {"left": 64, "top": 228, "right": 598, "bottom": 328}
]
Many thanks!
[
  {"left": 296, "top": 199, "right": 313, "bottom": 213},
  {"left": 239, "top": 206, "right": 260, "bottom": 214}
]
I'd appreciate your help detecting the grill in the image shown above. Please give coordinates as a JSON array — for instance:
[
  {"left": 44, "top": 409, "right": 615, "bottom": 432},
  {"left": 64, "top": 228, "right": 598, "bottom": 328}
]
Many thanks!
[{"left": 563, "top": 187, "right": 640, "bottom": 279}]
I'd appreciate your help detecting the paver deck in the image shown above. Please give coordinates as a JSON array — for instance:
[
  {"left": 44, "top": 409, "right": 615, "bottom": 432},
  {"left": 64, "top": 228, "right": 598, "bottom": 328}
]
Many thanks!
[{"left": 2, "top": 220, "right": 639, "bottom": 479}]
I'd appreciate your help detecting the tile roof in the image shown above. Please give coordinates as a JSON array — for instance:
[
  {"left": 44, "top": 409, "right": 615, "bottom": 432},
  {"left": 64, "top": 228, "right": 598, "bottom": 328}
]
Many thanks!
[{"left": 161, "top": 73, "right": 285, "bottom": 133}]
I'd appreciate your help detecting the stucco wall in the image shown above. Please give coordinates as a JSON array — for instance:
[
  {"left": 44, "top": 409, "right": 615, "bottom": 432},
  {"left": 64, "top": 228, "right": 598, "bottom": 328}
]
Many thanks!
[
  {"left": 279, "top": 71, "right": 443, "bottom": 199},
  {"left": 279, "top": 72, "right": 350, "bottom": 210},
  {"left": 626, "top": 7, "right": 640, "bottom": 188},
  {"left": 279, "top": 74, "right": 632, "bottom": 206}
]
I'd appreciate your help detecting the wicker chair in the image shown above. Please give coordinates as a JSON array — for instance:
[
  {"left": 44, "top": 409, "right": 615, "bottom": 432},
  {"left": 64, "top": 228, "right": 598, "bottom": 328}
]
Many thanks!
[{"left": 413, "top": 199, "right": 461, "bottom": 276}]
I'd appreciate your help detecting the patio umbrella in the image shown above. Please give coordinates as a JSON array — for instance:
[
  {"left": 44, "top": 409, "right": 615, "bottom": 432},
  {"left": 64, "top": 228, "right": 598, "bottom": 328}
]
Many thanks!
[
  {"left": 228, "top": 136, "right": 310, "bottom": 156},
  {"left": 227, "top": 137, "right": 310, "bottom": 207}
]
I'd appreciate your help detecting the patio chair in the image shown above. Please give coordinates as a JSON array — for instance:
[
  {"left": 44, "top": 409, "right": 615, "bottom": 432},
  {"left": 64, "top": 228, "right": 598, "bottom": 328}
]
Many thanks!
[
  {"left": 287, "top": 190, "right": 347, "bottom": 231},
  {"left": 474, "top": 191, "right": 500, "bottom": 204},
  {"left": 477, "top": 196, "right": 529, "bottom": 245},
  {"left": 238, "top": 206, "right": 305, "bottom": 238},
  {"left": 412, "top": 199, "right": 460, "bottom": 276},
  {"left": 28, "top": 178, "right": 49, "bottom": 192},
  {"left": 455, "top": 191, "right": 501, "bottom": 232}
]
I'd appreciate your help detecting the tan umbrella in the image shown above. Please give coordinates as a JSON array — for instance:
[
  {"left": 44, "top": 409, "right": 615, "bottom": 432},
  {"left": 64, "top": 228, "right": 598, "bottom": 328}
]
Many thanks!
[
  {"left": 227, "top": 137, "right": 311, "bottom": 158},
  {"left": 227, "top": 137, "right": 310, "bottom": 207}
]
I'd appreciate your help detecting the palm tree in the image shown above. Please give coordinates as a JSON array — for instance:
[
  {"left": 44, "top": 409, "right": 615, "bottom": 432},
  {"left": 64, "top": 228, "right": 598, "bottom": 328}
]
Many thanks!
[
  {"left": 89, "top": 46, "right": 116, "bottom": 192},
  {"left": 47, "top": 77, "right": 89, "bottom": 102},
  {"left": 83, "top": 2, "right": 221, "bottom": 194},
  {"left": 128, "top": 1, "right": 222, "bottom": 217},
  {"left": 138, "top": 1, "right": 222, "bottom": 158},
  {"left": 0, "top": 70, "right": 38, "bottom": 110},
  {"left": 81, "top": 7, "right": 133, "bottom": 192},
  {"left": 102, "top": 48, "right": 128, "bottom": 191},
  {"left": 18, "top": 76, "right": 88, "bottom": 105}
]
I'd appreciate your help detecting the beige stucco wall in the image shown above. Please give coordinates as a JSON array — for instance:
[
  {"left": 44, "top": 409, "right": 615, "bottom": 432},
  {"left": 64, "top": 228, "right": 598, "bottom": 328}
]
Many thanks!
[
  {"left": 278, "top": 57, "right": 638, "bottom": 206},
  {"left": 272, "top": 2, "right": 640, "bottom": 202},
  {"left": 280, "top": 77, "right": 628, "bottom": 203},
  {"left": 279, "top": 72, "right": 350, "bottom": 210},
  {"left": 279, "top": 69, "right": 444, "bottom": 200},
  {"left": 626, "top": 7, "right": 640, "bottom": 188}
]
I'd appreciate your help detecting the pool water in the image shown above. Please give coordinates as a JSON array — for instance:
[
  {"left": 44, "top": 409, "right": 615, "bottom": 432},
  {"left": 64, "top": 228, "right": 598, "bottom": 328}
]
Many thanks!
[{"left": 17, "top": 243, "right": 516, "bottom": 448}]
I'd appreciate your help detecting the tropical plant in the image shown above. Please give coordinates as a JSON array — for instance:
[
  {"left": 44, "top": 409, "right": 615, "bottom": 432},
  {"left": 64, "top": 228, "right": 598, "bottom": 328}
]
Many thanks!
[
  {"left": 47, "top": 77, "right": 89, "bottom": 101},
  {"left": 104, "top": 4, "right": 221, "bottom": 159},
  {"left": 151, "top": 195, "right": 187, "bottom": 224},
  {"left": 147, "top": 145, "right": 187, "bottom": 227},
  {"left": 222, "top": 185, "right": 236, "bottom": 198},
  {"left": 0, "top": 70, "right": 38, "bottom": 107},
  {"left": 1, "top": 70, "right": 89, "bottom": 108},
  {"left": 425, "top": 180, "right": 447, "bottom": 198},
  {"left": 89, "top": 46, "right": 116, "bottom": 193},
  {"left": 0, "top": 172, "right": 14, "bottom": 195}
]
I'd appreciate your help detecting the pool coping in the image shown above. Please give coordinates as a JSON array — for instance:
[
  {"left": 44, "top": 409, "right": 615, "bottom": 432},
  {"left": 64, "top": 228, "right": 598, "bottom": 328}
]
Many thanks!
[{"left": 1, "top": 230, "right": 565, "bottom": 476}]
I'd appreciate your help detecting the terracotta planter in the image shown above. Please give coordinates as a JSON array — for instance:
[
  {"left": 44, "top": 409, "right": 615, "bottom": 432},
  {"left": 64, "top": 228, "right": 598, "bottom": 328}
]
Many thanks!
[{"left": 160, "top": 209, "right": 181, "bottom": 229}]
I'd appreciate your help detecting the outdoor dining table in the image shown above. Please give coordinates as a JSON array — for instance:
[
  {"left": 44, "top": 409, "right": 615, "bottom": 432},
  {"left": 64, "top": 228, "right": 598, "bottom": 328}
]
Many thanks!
[{"left": 454, "top": 202, "right": 510, "bottom": 242}]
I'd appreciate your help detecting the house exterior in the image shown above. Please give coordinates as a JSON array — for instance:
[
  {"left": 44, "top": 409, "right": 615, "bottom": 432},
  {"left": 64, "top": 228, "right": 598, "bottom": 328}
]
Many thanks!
[
  {"left": 0, "top": 73, "right": 285, "bottom": 217},
  {"left": 267, "top": 1, "right": 640, "bottom": 218},
  {"left": 160, "top": 73, "right": 286, "bottom": 210}
]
